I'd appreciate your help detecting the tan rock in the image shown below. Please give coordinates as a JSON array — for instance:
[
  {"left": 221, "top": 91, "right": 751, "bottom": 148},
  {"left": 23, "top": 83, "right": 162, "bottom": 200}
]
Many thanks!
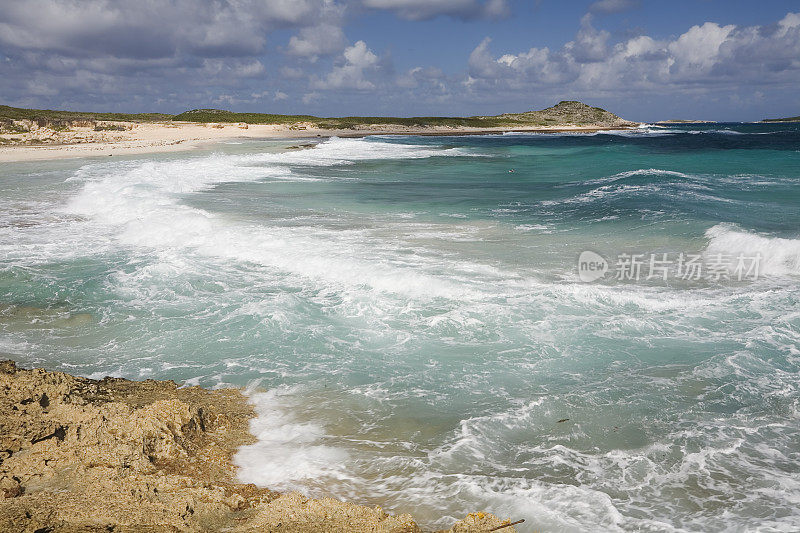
[{"left": 0, "top": 360, "right": 518, "bottom": 532}]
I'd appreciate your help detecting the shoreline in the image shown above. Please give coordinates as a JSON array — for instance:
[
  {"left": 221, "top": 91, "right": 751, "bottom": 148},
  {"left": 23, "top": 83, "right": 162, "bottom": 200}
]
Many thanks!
[
  {"left": 0, "top": 120, "right": 638, "bottom": 163},
  {"left": 0, "top": 359, "right": 519, "bottom": 532}
]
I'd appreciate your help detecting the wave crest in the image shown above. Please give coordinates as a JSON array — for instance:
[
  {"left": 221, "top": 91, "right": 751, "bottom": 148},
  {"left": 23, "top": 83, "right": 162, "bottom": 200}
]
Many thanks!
[{"left": 705, "top": 224, "right": 800, "bottom": 276}]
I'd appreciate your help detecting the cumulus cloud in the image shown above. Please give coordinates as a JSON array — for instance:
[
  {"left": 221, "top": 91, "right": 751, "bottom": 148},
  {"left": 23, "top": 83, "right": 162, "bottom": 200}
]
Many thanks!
[
  {"left": 468, "top": 37, "right": 507, "bottom": 80},
  {"left": 280, "top": 66, "right": 306, "bottom": 79},
  {"left": 0, "top": 0, "right": 340, "bottom": 110},
  {"left": 1, "top": 1, "right": 799, "bottom": 119},
  {"left": 0, "top": 0, "right": 325, "bottom": 59},
  {"left": 285, "top": 2, "right": 347, "bottom": 60},
  {"left": 302, "top": 92, "right": 321, "bottom": 105},
  {"left": 361, "top": 0, "right": 509, "bottom": 21},
  {"left": 465, "top": 12, "right": 800, "bottom": 95},
  {"left": 313, "top": 40, "right": 382, "bottom": 90},
  {"left": 287, "top": 24, "right": 348, "bottom": 60},
  {"left": 396, "top": 66, "right": 446, "bottom": 89},
  {"left": 567, "top": 14, "right": 611, "bottom": 63}
]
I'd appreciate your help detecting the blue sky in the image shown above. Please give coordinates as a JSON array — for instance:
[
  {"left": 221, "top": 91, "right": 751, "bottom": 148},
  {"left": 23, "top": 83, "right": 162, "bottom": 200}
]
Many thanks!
[{"left": 1, "top": 0, "right": 799, "bottom": 121}]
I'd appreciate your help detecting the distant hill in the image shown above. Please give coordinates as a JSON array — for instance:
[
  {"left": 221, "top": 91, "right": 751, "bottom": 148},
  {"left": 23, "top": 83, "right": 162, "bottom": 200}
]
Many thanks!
[
  {"left": 762, "top": 115, "right": 800, "bottom": 123},
  {"left": 173, "top": 101, "right": 635, "bottom": 128},
  {"left": 486, "top": 101, "right": 634, "bottom": 127},
  {"left": 1, "top": 101, "right": 635, "bottom": 131}
]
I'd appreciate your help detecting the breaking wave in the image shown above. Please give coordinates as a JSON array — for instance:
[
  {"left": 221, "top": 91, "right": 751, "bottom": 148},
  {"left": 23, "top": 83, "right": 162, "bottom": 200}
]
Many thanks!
[{"left": 705, "top": 223, "right": 800, "bottom": 276}]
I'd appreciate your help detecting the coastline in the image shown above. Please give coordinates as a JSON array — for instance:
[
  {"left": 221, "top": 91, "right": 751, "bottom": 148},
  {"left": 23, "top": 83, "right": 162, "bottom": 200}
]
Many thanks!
[
  {"left": 0, "top": 120, "right": 638, "bottom": 163},
  {"left": 0, "top": 359, "right": 519, "bottom": 532}
]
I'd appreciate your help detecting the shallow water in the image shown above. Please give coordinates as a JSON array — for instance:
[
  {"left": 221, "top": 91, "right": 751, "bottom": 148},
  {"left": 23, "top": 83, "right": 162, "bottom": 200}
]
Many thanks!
[{"left": 2, "top": 124, "right": 800, "bottom": 531}]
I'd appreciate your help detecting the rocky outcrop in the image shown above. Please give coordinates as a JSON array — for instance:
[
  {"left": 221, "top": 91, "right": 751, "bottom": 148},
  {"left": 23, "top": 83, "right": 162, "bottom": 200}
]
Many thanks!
[
  {"left": 492, "top": 100, "right": 636, "bottom": 127},
  {"left": 0, "top": 360, "right": 518, "bottom": 532},
  {"left": 0, "top": 119, "right": 132, "bottom": 146}
]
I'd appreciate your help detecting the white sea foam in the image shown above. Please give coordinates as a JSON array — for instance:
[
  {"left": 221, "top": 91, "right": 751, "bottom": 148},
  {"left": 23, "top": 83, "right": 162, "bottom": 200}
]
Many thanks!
[
  {"left": 595, "top": 125, "right": 682, "bottom": 137},
  {"left": 499, "top": 125, "right": 682, "bottom": 139},
  {"left": 514, "top": 224, "right": 550, "bottom": 232},
  {"left": 687, "top": 128, "right": 745, "bottom": 135},
  {"left": 60, "top": 138, "right": 491, "bottom": 303},
  {"left": 571, "top": 168, "right": 695, "bottom": 187},
  {"left": 705, "top": 223, "right": 800, "bottom": 276},
  {"left": 539, "top": 181, "right": 722, "bottom": 207},
  {"left": 235, "top": 384, "right": 350, "bottom": 488},
  {"left": 241, "top": 136, "right": 472, "bottom": 167}
]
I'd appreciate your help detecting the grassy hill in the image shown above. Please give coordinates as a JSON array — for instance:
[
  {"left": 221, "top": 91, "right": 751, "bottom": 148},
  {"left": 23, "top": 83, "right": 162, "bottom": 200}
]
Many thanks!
[
  {"left": 1, "top": 101, "right": 634, "bottom": 130},
  {"left": 762, "top": 115, "right": 800, "bottom": 123},
  {"left": 486, "top": 100, "right": 629, "bottom": 127},
  {"left": 0, "top": 105, "right": 171, "bottom": 123},
  {"left": 172, "top": 101, "right": 633, "bottom": 128},
  {"left": 171, "top": 109, "right": 502, "bottom": 128}
]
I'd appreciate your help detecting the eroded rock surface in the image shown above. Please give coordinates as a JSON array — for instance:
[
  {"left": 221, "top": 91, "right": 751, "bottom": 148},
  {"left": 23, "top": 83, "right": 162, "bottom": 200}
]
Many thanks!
[{"left": 0, "top": 361, "right": 517, "bottom": 532}]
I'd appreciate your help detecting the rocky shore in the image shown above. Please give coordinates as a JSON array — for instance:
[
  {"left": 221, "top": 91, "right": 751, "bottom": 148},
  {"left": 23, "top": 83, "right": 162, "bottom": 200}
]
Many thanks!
[{"left": 0, "top": 360, "right": 518, "bottom": 532}]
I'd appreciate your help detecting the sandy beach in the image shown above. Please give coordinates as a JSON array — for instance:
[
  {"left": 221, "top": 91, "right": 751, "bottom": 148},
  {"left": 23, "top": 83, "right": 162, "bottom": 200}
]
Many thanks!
[{"left": 0, "top": 120, "right": 635, "bottom": 163}]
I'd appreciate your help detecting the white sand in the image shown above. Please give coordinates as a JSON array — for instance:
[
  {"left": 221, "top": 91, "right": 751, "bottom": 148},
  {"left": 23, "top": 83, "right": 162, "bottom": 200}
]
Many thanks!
[
  {"left": 0, "top": 120, "right": 627, "bottom": 163},
  {"left": 0, "top": 122, "right": 311, "bottom": 162}
]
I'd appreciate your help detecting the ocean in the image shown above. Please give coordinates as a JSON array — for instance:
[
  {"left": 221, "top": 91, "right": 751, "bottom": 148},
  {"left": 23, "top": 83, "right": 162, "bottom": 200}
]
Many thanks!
[{"left": 1, "top": 123, "right": 799, "bottom": 532}]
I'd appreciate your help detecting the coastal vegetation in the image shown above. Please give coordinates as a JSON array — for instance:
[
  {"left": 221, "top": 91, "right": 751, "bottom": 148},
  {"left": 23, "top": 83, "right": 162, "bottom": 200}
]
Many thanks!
[
  {"left": 762, "top": 115, "right": 800, "bottom": 122},
  {"left": 1, "top": 101, "right": 633, "bottom": 130},
  {"left": 0, "top": 104, "right": 171, "bottom": 124},
  {"left": 172, "top": 100, "right": 630, "bottom": 128}
]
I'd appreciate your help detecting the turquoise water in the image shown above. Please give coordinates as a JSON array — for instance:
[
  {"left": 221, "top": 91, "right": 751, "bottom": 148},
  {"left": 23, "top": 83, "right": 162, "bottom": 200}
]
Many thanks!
[{"left": 1, "top": 124, "right": 800, "bottom": 531}]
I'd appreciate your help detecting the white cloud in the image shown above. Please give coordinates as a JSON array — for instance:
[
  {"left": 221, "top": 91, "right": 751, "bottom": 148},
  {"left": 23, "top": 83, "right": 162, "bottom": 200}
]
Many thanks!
[
  {"left": 287, "top": 23, "right": 347, "bottom": 60},
  {"left": 465, "top": 12, "right": 800, "bottom": 94},
  {"left": 26, "top": 80, "right": 58, "bottom": 96},
  {"left": 314, "top": 40, "right": 381, "bottom": 90},
  {"left": 274, "top": 91, "right": 289, "bottom": 101},
  {"left": 344, "top": 40, "right": 379, "bottom": 67},
  {"left": 468, "top": 37, "right": 507, "bottom": 79},
  {"left": 234, "top": 60, "right": 267, "bottom": 78},
  {"left": 778, "top": 12, "right": 800, "bottom": 36},
  {"left": 667, "top": 22, "right": 735, "bottom": 73},
  {"left": 361, "top": 0, "right": 509, "bottom": 21},
  {"left": 201, "top": 59, "right": 266, "bottom": 78},
  {"left": 0, "top": 0, "right": 328, "bottom": 58},
  {"left": 567, "top": 14, "right": 611, "bottom": 63},
  {"left": 469, "top": 37, "right": 577, "bottom": 86},
  {"left": 589, "top": 0, "right": 639, "bottom": 15},
  {"left": 302, "top": 92, "right": 321, "bottom": 104},
  {"left": 280, "top": 66, "right": 305, "bottom": 79},
  {"left": 285, "top": 1, "right": 347, "bottom": 61},
  {"left": 396, "top": 66, "right": 446, "bottom": 91}
]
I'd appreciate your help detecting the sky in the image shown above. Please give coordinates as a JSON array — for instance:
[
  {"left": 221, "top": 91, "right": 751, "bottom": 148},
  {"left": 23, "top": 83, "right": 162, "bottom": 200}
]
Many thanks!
[{"left": 1, "top": 0, "right": 799, "bottom": 121}]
